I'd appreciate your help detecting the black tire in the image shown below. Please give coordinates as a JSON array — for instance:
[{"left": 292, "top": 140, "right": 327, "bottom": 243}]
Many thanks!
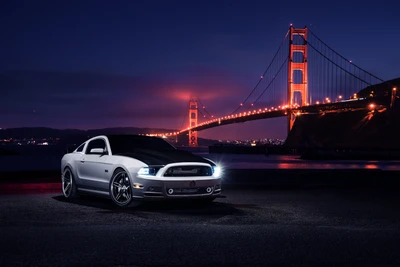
[
  {"left": 62, "top": 167, "right": 77, "bottom": 199},
  {"left": 109, "top": 168, "right": 141, "bottom": 207}
]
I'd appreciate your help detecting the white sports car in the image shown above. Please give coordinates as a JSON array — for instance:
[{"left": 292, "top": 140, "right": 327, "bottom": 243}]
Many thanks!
[{"left": 61, "top": 135, "right": 222, "bottom": 207}]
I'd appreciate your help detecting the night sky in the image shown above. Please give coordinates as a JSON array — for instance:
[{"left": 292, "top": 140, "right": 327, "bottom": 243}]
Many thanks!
[{"left": 1, "top": 0, "right": 399, "bottom": 140}]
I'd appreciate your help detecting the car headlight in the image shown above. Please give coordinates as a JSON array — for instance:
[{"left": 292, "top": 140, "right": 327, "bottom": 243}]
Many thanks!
[
  {"left": 212, "top": 166, "right": 222, "bottom": 178},
  {"left": 138, "top": 167, "right": 150, "bottom": 175},
  {"left": 138, "top": 167, "right": 157, "bottom": 176}
]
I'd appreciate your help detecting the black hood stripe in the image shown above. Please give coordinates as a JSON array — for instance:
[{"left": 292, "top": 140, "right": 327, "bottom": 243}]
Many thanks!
[{"left": 114, "top": 149, "right": 211, "bottom": 166}]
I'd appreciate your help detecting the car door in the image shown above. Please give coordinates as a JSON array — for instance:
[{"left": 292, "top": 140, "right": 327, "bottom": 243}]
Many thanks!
[{"left": 77, "top": 138, "right": 109, "bottom": 191}]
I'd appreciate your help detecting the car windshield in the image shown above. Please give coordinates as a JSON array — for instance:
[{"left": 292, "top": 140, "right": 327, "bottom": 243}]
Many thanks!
[{"left": 107, "top": 135, "right": 176, "bottom": 154}]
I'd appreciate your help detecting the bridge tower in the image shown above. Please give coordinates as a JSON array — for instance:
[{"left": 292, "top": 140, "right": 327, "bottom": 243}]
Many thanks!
[
  {"left": 288, "top": 25, "right": 308, "bottom": 131},
  {"left": 188, "top": 100, "right": 198, "bottom": 146}
]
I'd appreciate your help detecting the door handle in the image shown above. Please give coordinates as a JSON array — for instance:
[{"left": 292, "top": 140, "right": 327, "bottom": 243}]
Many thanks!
[{"left": 80, "top": 159, "right": 85, "bottom": 163}]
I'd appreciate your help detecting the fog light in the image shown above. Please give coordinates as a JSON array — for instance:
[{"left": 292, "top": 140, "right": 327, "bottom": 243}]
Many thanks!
[
  {"left": 167, "top": 188, "right": 174, "bottom": 195},
  {"left": 206, "top": 187, "right": 212, "bottom": 193},
  {"left": 133, "top": 183, "right": 143, "bottom": 189}
]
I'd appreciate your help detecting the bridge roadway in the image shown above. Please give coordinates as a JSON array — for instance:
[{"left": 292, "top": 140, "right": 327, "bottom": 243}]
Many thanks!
[{"left": 178, "top": 96, "right": 390, "bottom": 134}]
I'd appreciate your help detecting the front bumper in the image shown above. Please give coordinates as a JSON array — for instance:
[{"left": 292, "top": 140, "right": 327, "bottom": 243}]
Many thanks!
[{"left": 130, "top": 176, "right": 222, "bottom": 200}]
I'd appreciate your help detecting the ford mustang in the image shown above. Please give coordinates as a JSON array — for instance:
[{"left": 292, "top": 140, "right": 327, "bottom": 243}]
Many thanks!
[{"left": 61, "top": 134, "right": 222, "bottom": 207}]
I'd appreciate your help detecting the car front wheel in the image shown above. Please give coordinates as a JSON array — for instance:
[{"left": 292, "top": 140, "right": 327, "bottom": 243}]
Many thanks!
[{"left": 110, "top": 169, "right": 138, "bottom": 207}]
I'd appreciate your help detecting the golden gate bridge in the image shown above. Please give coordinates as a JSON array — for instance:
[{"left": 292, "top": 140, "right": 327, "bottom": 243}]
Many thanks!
[{"left": 149, "top": 25, "right": 397, "bottom": 146}]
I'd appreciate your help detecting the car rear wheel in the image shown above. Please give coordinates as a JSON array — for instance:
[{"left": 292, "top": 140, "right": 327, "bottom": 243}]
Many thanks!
[
  {"left": 62, "top": 167, "right": 77, "bottom": 199},
  {"left": 110, "top": 169, "right": 139, "bottom": 207}
]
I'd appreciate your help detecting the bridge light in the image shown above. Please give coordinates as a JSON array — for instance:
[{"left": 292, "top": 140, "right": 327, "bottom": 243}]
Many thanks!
[
  {"left": 251, "top": 103, "right": 254, "bottom": 106},
  {"left": 260, "top": 75, "right": 264, "bottom": 79},
  {"left": 240, "top": 103, "right": 243, "bottom": 106},
  {"left": 316, "top": 101, "right": 320, "bottom": 104}
]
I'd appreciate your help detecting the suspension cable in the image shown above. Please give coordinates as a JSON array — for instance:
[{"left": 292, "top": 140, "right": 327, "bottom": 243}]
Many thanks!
[
  {"left": 231, "top": 29, "right": 290, "bottom": 114},
  {"left": 304, "top": 36, "right": 374, "bottom": 86},
  {"left": 254, "top": 57, "right": 289, "bottom": 104},
  {"left": 308, "top": 29, "right": 385, "bottom": 83}
]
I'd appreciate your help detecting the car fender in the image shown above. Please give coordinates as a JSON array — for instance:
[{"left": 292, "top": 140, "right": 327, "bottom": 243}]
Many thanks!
[{"left": 106, "top": 155, "right": 148, "bottom": 184}]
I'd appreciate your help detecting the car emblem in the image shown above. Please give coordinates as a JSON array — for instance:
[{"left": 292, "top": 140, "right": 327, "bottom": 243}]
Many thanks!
[{"left": 189, "top": 181, "right": 196, "bottom": 187}]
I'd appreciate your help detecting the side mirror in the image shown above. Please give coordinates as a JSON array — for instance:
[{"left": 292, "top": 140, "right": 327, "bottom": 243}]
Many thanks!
[{"left": 90, "top": 148, "right": 105, "bottom": 154}]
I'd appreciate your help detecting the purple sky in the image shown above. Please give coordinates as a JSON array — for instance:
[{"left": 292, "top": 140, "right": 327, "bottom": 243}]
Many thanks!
[{"left": 1, "top": 0, "right": 399, "bottom": 140}]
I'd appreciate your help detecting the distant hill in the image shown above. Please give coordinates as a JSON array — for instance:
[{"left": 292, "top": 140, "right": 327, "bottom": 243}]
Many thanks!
[
  {"left": 285, "top": 98, "right": 400, "bottom": 150},
  {"left": 358, "top": 77, "right": 400, "bottom": 98},
  {"left": 0, "top": 126, "right": 178, "bottom": 139},
  {"left": 0, "top": 127, "right": 219, "bottom": 147}
]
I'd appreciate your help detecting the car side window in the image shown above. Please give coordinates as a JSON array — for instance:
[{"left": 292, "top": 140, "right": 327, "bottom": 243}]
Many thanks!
[
  {"left": 85, "top": 139, "right": 107, "bottom": 155},
  {"left": 76, "top": 143, "right": 85, "bottom": 152}
]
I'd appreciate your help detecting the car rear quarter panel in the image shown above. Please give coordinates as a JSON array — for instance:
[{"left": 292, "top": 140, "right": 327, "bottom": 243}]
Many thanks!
[{"left": 61, "top": 153, "right": 82, "bottom": 184}]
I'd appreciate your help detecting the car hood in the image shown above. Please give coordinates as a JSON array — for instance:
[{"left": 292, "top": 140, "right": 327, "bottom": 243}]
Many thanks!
[{"left": 114, "top": 149, "right": 212, "bottom": 166}]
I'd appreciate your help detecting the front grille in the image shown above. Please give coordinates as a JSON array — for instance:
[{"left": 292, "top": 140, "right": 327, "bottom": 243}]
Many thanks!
[{"left": 163, "top": 165, "right": 212, "bottom": 177}]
